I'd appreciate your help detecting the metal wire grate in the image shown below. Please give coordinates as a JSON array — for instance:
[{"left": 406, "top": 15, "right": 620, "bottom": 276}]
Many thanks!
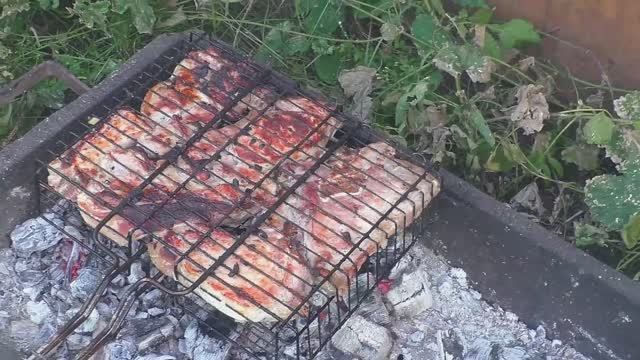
[{"left": 33, "top": 32, "right": 441, "bottom": 359}]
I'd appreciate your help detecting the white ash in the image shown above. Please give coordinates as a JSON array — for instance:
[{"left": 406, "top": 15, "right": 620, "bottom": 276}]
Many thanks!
[
  {"left": 70, "top": 267, "right": 103, "bottom": 300},
  {"left": 2, "top": 208, "right": 595, "bottom": 360},
  {"left": 65, "top": 308, "right": 100, "bottom": 334},
  {"left": 127, "top": 261, "right": 146, "bottom": 285},
  {"left": 183, "top": 319, "right": 231, "bottom": 360},
  {"left": 384, "top": 244, "right": 590, "bottom": 360},
  {"left": 385, "top": 268, "right": 433, "bottom": 318},
  {"left": 10, "top": 214, "right": 64, "bottom": 256},
  {"left": 331, "top": 315, "right": 392, "bottom": 360},
  {"left": 1, "top": 209, "right": 192, "bottom": 360},
  {"left": 26, "top": 300, "right": 51, "bottom": 325}
]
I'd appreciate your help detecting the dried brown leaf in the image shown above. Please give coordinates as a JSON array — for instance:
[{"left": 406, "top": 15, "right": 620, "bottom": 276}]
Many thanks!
[{"left": 511, "top": 84, "right": 550, "bottom": 135}]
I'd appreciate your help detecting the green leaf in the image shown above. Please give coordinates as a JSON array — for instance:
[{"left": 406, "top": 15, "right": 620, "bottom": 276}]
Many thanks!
[
  {"left": 395, "top": 93, "right": 411, "bottom": 130},
  {"left": 603, "top": 128, "right": 640, "bottom": 163},
  {"left": 470, "top": 8, "right": 493, "bottom": 24},
  {"left": 433, "top": 44, "right": 485, "bottom": 78},
  {"left": 484, "top": 144, "right": 515, "bottom": 172},
  {"left": 157, "top": 6, "right": 187, "bottom": 28},
  {"left": 529, "top": 151, "right": 552, "bottom": 178},
  {"left": 111, "top": 0, "right": 128, "bottom": 14},
  {"left": 411, "top": 13, "right": 435, "bottom": 47},
  {"left": 622, "top": 215, "right": 640, "bottom": 249},
  {"left": 257, "top": 21, "right": 291, "bottom": 58},
  {"left": 110, "top": 0, "right": 156, "bottom": 33},
  {"left": 288, "top": 35, "right": 311, "bottom": 55},
  {"left": 296, "top": 0, "right": 313, "bottom": 15},
  {"left": 561, "top": 144, "right": 600, "bottom": 171},
  {"left": 0, "top": 0, "right": 30, "bottom": 18},
  {"left": 585, "top": 157, "right": 640, "bottom": 230},
  {"left": 547, "top": 156, "right": 564, "bottom": 177},
  {"left": 583, "top": 113, "right": 615, "bottom": 145},
  {"left": 38, "top": 0, "right": 59, "bottom": 10},
  {"left": 381, "top": 22, "right": 402, "bottom": 42},
  {"left": 411, "top": 13, "right": 450, "bottom": 51},
  {"left": 128, "top": 0, "right": 156, "bottom": 34},
  {"left": 465, "top": 104, "right": 495, "bottom": 147},
  {"left": 614, "top": 91, "right": 640, "bottom": 120},
  {"left": 314, "top": 54, "right": 340, "bottom": 83},
  {"left": 453, "top": 0, "right": 489, "bottom": 8},
  {"left": 493, "top": 19, "right": 541, "bottom": 50},
  {"left": 394, "top": 78, "right": 440, "bottom": 130},
  {"left": 70, "top": 0, "right": 110, "bottom": 31},
  {"left": 428, "top": 0, "right": 446, "bottom": 16},
  {"left": 574, "top": 223, "right": 609, "bottom": 248},
  {"left": 483, "top": 31, "right": 502, "bottom": 59},
  {"left": 300, "top": 0, "right": 344, "bottom": 36}
]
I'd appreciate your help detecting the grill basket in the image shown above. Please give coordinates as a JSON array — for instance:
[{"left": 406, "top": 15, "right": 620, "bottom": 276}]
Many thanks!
[{"left": 32, "top": 32, "right": 440, "bottom": 359}]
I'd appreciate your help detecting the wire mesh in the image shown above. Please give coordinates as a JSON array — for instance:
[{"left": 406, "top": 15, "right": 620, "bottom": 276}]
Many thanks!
[{"left": 33, "top": 32, "right": 441, "bottom": 359}]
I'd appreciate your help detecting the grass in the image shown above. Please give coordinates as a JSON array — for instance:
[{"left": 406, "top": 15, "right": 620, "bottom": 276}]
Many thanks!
[{"left": 1, "top": 0, "right": 639, "bottom": 279}]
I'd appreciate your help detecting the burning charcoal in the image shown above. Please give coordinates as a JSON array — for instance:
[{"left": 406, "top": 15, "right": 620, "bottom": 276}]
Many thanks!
[
  {"left": 127, "top": 261, "right": 146, "bottom": 285},
  {"left": 10, "top": 319, "right": 40, "bottom": 343},
  {"left": 48, "top": 265, "right": 65, "bottom": 283},
  {"left": 147, "top": 307, "right": 165, "bottom": 317},
  {"left": 14, "top": 259, "right": 27, "bottom": 272},
  {"left": 137, "top": 320, "right": 175, "bottom": 352},
  {"left": 331, "top": 315, "right": 392, "bottom": 360},
  {"left": 356, "top": 291, "right": 390, "bottom": 326},
  {"left": 463, "top": 339, "right": 500, "bottom": 360},
  {"left": 408, "top": 331, "right": 425, "bottom": 347},
  {"left": 67, "top": 333, "right": 92, "bottom": 351},
  {"left": 10, "top": 214, "right": 64, "bottom": 257},
  {"left": 134, "top": 312, "right": 150, "bottom": 319},
  {"left": 0, "top": 310, "right": 10, "bottom": 329},
  {"left": 63, "top": 224, "right": 85, "bottom": 241},
  {"left": 498, "top": 347, "right": 527, "bottom": 360},
  {"left": 389, "top": 250, "right": 416, "bottom": 280},
  {"left": 23, "top": 285, "right": 45, "bottom": 301},
  {"left": 26, "top": 299, "right": 51, "bottom": 325},
  {"left": 37, "top": 316, "right": 59, "bottom": 346},
  {"left": 96, "top": 300, "right": 115, "bottom": 320},
  {"left": 0, "top": 260, "right": 12, "bottom": 276},
  {"left": 51, "top": 199, "right": 71, "bottom": 214},
  {"left": 121, "top": 317, "right": 172, "bottom": 338},
  {"left": 112, "top": 274, "right": 127, "bottom": 287},
  {"left": 66, "top": 308, "right": 100, "bottom": 333},
  {"left": 142, "top": 288, "right": 163, "bottom": 308},
  {"left": 183, "top": 320, "right": 231, "bottom": 360},
  {"left": 178, "top": 314, "right": 195, "bottom": 332},
  {"left": 54, "top": 288, "right": 72, "bottom": 304},
  {"left": 92, "top": 339, "right": 137, "bottom": 360},
  {"left": 17, "top": 269, "right": 45, "bottom": 286},
  {"left": 70, "top": 267, "right": 102, "bottom": 300},
  {"left": 385, "top": 269, "right": 432, "bottom": 318}
]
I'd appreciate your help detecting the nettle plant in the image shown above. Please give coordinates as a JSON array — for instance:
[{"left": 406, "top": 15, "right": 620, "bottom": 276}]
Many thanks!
[{"left": 578, "top": 93, "right": 640, "bottom": 277}]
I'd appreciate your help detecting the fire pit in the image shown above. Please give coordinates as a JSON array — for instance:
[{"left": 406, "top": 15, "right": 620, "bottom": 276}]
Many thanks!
[{"left": 1, "top": 32, "right": 640, "bottom": 360}]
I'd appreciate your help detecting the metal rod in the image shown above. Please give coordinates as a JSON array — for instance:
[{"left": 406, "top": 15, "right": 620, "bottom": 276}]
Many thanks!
[{"left": 0, "top": 60, "right": 89, "bottom": 105}]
